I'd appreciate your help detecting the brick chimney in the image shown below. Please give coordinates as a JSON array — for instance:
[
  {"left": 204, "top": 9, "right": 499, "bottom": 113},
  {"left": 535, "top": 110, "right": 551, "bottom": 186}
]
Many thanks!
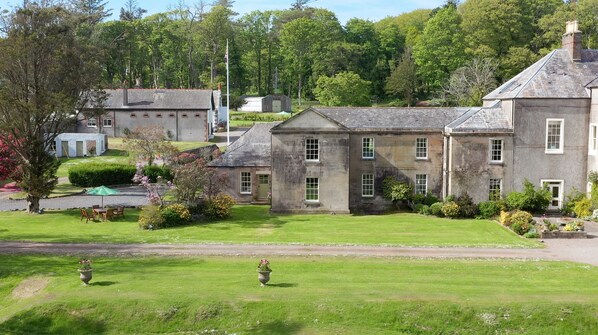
[
  {"left": 562, "top": 21, "right": 582, "bottom": 62},
  {"left": 122, "top": 80, "right": 128, "bottom": 106}
]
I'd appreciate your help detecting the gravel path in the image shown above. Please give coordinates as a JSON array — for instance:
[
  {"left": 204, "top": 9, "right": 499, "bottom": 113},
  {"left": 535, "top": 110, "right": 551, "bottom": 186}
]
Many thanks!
[
  {"left": 1, "top": 237, "right": 597, "bottom": 266},
  {"left": 0, "top": 185, "right": 148, "bottom": 211}
]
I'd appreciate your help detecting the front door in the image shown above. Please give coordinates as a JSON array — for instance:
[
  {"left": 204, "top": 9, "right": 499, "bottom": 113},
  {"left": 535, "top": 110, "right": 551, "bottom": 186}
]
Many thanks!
[
  {"left": 543, "top": 180, "right": 563, "bottom": 210},
  {"left": 257, "top": 175, "right": 270, "bottom": 200},
  {"left": 272, "top": 100, "right": 282, "bottom": 113},
  {"left": 76, "top": 141, "right": 84, "bottom": 157}
]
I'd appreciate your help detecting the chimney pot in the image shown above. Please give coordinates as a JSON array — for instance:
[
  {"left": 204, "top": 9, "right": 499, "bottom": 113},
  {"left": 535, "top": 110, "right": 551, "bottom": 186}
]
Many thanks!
[{"left": 562, "top": 21, "right": 582, "bottom": 62}]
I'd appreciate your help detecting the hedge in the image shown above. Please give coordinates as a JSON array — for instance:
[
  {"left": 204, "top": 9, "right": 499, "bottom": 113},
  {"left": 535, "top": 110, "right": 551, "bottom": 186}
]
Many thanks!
[
  {"left": 69, "top": 164, "right": 137, "bottom": 187},
  {"left": 143, "top": 165, "right": 173, "bottom": 183}
]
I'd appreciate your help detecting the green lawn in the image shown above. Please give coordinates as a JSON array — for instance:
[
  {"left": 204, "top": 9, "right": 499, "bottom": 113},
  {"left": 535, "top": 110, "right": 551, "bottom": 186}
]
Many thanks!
[
  {"left": 0, "top": 206, "right": 539, "bottom": 247},
  {"left": 57, "top": 149, "right": 131, "bottom": 178},
  {"left": 1, "top": 255, "right": 597, "bottom": 334}
]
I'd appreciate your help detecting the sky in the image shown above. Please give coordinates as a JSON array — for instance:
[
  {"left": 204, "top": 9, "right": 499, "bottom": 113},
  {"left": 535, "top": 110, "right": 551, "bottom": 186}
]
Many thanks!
[{"left": 1, "top": 0, "right": 446, "bottom": 24}]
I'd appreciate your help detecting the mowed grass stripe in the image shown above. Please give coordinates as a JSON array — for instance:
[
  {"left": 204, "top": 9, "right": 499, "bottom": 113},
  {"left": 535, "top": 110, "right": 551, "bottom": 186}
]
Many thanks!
[
  {"left": 0, "top": 206, "right": 539, "bottom": 247},
  {"left": 0, "top": 256, "right": 597, "bottom": 334}
]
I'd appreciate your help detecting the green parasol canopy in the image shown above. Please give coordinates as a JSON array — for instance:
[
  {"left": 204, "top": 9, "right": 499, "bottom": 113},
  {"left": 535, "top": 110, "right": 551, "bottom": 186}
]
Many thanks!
[{"left": 86, "top": 186, "right": 119, "bottom": 207}]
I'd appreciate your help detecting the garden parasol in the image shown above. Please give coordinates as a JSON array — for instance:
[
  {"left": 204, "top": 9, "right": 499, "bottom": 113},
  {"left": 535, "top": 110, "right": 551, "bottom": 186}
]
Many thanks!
[{"left": 86, "top": 185, "right": 119, "bottom": 207}]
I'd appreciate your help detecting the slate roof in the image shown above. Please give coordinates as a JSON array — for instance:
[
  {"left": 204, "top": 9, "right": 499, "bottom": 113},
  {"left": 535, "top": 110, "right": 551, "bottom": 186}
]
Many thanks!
[
  {"left": 314, "top": 107, "right": 471, "bottom": 131},
  {"left": 445, "top": 107, "right": 513, "bottom": 134},
  {"left": 208, "top": 122, "right": 279, "bottom": 168},
  {"left": 103, "top": 89, "right": 214, "bottom": 110},
  {"left": 484, "top": 49, "right": 598, "bottom": 100}
]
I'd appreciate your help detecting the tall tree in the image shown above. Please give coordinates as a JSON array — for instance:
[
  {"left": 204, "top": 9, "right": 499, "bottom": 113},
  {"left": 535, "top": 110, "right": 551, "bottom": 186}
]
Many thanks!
[
  {"left": 70, "top": 0, "right": 111, "bottom": 24},
  {"left": 314, "top": 71, "right": 371, "bottom": 107},
  {"left": 413, "top": 6, "right": 467, "bottom": 91},
  {"left": 0, "top": 2, "right": 101, "bottom": 212},
  {"left": 444, "top": 57, "right": 498, "bottom": 106},
  {"left": 199, "top": 5, "right": 235, "bottom": 86},
  {"left": 385, "top": 48, "right": 418, "bottom": 106},
  {"left": 119, "top": 0, "right": 146, "bottom": 21},
  {"left": 279, "top": 17, "right": 319, "bottom": 105}
]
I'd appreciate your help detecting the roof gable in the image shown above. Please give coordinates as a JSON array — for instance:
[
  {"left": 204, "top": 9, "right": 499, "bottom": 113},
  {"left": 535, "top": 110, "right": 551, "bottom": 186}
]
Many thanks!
[{"left": 272, "top": 108, "right": 346, "bottom": 132}]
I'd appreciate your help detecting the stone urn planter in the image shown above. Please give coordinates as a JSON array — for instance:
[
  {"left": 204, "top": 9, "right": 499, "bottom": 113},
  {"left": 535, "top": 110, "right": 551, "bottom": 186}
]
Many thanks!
[
  {"left": 257, "top": 259, "right": 272, "bottom": 286},
  {"left": 258, "top": 270, "right": 271, "bottom": 286},
  {"left": 79, "top": 269, "right": 93, "bottom": 285},
  {"left": 78, "top": 259, "right": 93, "bottom": 286}
]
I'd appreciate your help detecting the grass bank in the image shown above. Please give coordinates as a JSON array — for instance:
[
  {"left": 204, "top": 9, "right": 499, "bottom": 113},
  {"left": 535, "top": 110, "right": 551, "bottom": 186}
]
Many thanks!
[
  {"left": 1, "top": 255, "right": 596, "bottom": 334},
  {"left": 0, "top": 206, "right": 539, "bottom": 248}
]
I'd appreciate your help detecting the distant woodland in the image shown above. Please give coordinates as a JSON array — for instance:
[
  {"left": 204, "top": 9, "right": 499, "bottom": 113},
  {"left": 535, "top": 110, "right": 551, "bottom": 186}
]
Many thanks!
[{"left": 6, "top": 0, "right": 598, "bottom": 106}]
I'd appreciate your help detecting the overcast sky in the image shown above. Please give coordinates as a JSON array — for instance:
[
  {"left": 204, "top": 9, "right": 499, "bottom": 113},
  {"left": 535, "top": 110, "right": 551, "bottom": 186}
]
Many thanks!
[{"left": 0, "top": 0, "right": 445, "bottom": 24}]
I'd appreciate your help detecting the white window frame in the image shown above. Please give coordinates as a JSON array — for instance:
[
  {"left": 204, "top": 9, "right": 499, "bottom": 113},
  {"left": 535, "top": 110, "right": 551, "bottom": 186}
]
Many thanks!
[
  {"left": 305, "top": 177, "right": 319, "bottom": 202},
  {"left": 362, "top": 137, "right": 374, "bottom": 159},
  {"left": 415, "top": 138, "right": 428, "bottom": 160},
  {"left": 87, "top": 118, "right": 97, "bottom": 128},
  {"left": 240, "top": 172, "right": 252, "bottom": 194},
  {"left": 362, "top": 173, "right": 374, "bottom": 197},
  {"left": 103, "top": 118, "right": 113, "bottom": 128},
  {"left": 305, "top": 138, "right": 319, "bottom": 162},
  {"left": 590, "top": 124, "right": 598, "bottom": 154},
  {"left": 489, "top": 139, "right": 503, "bottom": 163},
  {"left": 415, "top": 174, "right": 427, "bottom": 195},
  {"left": 489, "top": 178, "right": 502, "bottom": 200},
  {"left": 545, "top": 119, "right": 564, "bottom": 154}
]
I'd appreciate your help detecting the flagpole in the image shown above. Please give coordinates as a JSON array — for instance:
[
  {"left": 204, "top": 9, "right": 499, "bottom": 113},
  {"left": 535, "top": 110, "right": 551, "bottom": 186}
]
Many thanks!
[{"left": 226, "top": 39, "right": 230, "bottom": 146}]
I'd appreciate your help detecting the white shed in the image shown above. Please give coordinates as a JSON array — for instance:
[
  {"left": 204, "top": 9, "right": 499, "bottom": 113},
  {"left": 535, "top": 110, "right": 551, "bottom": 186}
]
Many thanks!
[{"left": 54, "top": 133, "right": 108, "bottom": 158}]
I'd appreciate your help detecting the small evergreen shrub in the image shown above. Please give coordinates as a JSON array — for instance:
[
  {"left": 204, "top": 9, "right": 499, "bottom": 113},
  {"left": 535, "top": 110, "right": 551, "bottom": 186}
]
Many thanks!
[
  {"left": 69, "top": 164, "right": 136, "bottom": 187},
  {"left": 509, "top": 210, "right": 533, "bottom": 235},
  {"left": 414, "top": 204, "right": 430, "bottom": 215},
  {"left": 505, "top": 180, "right": 551, "bottom": 213},
  {"left": 138, "top": 205, "right": 165, "bottom": 230},
  {"left": 563, "top": 188, "right": 586, "bottom": 216},
  {"left": 143, "top": 165, "right": 173, "bottom": 183},
  {"left": 429, "top": 202, "right": 444, "bottom": 217},
  {"left": 456, "top": 193, "right": 478, "bottom": 218},
  {"left": 478, "top": 201, "right": 501, "bottom": 219},
  {"left": 441, "top": 201, "right": 460, "bottom": 218},
  {"left": 573, "top": 198, "right": 592, "bottom": 218},
  {"left": 499, "top": 211, "right": 513, "bottom": 226},
  {"left": 412, "top": 193, "right": 440, "bottom": 206},
  {"left": 205, "top": 194, "right": 235, "bottom": 219},
  {"left": 161, "top": 203, "right": 191, "bottom": 227}
]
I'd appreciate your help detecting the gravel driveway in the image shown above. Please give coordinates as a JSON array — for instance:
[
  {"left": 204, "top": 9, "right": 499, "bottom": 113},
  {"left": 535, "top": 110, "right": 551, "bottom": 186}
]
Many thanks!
[
  {"left": 0, "top": 185, "right": 148, "bottom": 211},
  {"left": 1, "top": 224, "right": 597, "bottom": 266}
]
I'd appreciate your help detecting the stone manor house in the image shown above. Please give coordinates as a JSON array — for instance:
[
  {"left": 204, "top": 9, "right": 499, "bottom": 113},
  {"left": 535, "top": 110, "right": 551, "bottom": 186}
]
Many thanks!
[{"left": 211, "top": 21, "right": 598, "bottom": 214}]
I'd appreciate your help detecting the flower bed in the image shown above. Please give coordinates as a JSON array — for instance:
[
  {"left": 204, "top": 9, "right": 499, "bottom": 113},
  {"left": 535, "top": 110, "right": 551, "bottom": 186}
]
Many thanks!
[{"left": 540, "top": 231, "right": 587, "bottom": 239}]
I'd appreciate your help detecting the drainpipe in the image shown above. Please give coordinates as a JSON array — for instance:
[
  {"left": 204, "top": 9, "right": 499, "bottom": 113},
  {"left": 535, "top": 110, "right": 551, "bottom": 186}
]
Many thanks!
[{"left": 442, "top": 134, "right": 450, "bottom": 200}]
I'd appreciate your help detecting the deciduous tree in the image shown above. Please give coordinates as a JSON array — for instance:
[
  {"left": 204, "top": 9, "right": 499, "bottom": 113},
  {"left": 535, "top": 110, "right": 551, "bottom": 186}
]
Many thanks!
[
  {"left": 413, "top": 6, "right": 467, "bottom": 91},
  {"left": 314, "top": 71, "right": 371, "bottom": 107},
  {"left": 123, "top": 126, "right": 179, "bottom": 166},
  {"left": 0, "top": 2, "right": 101, "bottom": 213}
]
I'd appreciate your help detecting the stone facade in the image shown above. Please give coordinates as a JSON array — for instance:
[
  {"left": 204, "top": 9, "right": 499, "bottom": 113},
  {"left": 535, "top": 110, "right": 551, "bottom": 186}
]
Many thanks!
[
  {"left": 78, "top": 89, "right": 215, "bottom": 142},
  {"left": 269, "top": 23, "right": 598, "bottom": 213}
]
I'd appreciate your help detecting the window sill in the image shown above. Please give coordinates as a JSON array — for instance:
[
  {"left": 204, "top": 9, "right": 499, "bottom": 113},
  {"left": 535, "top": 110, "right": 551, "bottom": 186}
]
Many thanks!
[
  {"left": 415, "top": 158, "right": 429, "bottom": 161},
  {"left": 489, "top": 161, "right": 503, "bottom": 165},
  {"left": 361, "top": 157, "right": 375, "bottom": 161},
  {"left": 545, "top": 151, "right": 564, "bottom": 155},
  {"left": 240, "top": 192, "right": 252, "bottom": 195}
]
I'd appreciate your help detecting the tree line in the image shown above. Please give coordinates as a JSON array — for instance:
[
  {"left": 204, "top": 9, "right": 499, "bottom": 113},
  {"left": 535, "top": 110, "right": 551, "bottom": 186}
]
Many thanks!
[{"left": 51, "top": 0, "right": 598, "bottom": 107}]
